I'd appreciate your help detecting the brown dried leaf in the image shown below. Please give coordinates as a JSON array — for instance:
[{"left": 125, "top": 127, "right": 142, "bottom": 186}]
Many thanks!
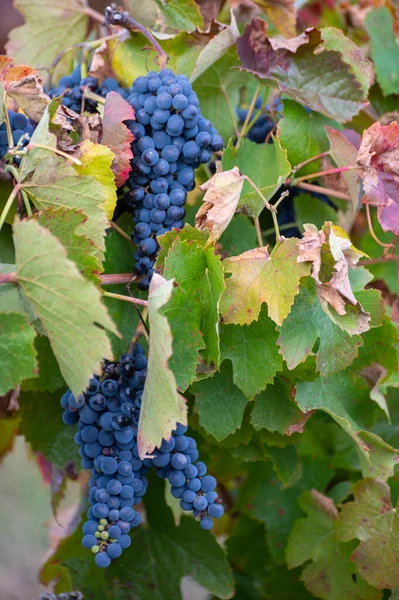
[
  {"left": 88, "top": 40, "right": 117, "bottom": 83},
  {"left": 253, "top": 0, "right": 297, "bottom": 38},
  {"left": 357, "top": 121, "right": 399, "bottom": 235},
  {"left": 196, "top": 167, "right": 244, "bottom": 244},
  {"left": 2, "top": 64, "right": 49, "bottom": 122}
]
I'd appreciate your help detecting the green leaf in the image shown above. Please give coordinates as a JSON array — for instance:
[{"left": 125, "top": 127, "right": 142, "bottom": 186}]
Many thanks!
[
  {"left": 35, "top": 207, "right": 101, "bottom": 283},
  {"left": 6, "top": 0, "right": 88, "bottom": 83},
  {"left": 337, "top": 478, "right": 399, "bottom": 589},
  {"left": 221, "top": 238, "right": 310, "bottom": 326},
  {"left": 294, "top": 193, "right": 337, "bottom": 231},
  {"left": 236, "top": 459, "right": 334, "bottom": 562},
  {"left": 0, "top": 312, "right": 37, "bottom": 395},
  {"left": 296, "top": 373, "right": 398, "bottom": 480},
  {"left": 278, "top": 277, "right": 363, "bottom": 375},
  {"left": 192, "top": 362, "right": 248, "bottom": 441},
  {"left": 158, "top": 225, "right": 225, "bottom": 390},
  {"left": 365, "top": 7, "right": 399, "bottom": 96},
  {"left": 13, "top": 218, "right": 118, "bottom": 396},
  {"left": 193, "top": 49, "right": 253, "bottom": 144},
  {"left": 19, "top": 390, "right": 80, "bottom": 468},
  {"left": 287, "top": 490, "right": 380, "bottom": 600},
  {"left": 22, "top": 335, "right": 64, "bottom": 393},
  {"left": 218, "top": 214, "right": 257, "bottom": 256},
  {"left": 154, "top": 0, "right": 202, "bottom": 30},
  {"left": 222, "top": 137, "right": 291, "bottom": 217},
  {"left": 191, "top": 12, "right": 239, "bottom": 81},
  {"left": 237, "top": 20, "right": 373, "bottom": 122},
  {"left": 251, "top": 377, "right": 308, "bottom": 436},
  {"left": 138, "top": 273, "right": 187, "bottom": 458},
  {"left": 220, "top": 307, "right": 283, "bottom": 398},
  {"left": 42, "top": 516, "right": 234, "bottom": 599},
  {"left": 278, "top": 100, "right": 339, "bottom": 176}
]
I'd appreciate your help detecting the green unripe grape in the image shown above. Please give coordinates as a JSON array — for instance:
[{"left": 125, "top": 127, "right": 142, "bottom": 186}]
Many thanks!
[
  {"left": 100, "top": 531, "right": 109, "bottom": 540},
  {"left": 91, "top": 545, "right": 100, "bottom": 554},
  {"left": 95, "top": 531, "right": 101, "bottom": 538},
  {"left": 98, "top": 525, "right": 105, "bottom": 531},
  {"left": 110, "top": 538, "right": 117, "bottom": 543},
  {"left": 99, "top": 519, "right": 108, "bottom": 525}
]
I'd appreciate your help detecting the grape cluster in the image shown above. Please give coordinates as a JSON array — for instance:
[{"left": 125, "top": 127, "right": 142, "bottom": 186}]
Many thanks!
[
  {"left": 48, "top": 65, "right": 128, "bottom": 114},
  {"left": 123, "top": 69, "right": 223, "bottom": 289},
  {"left": 0, "top": 110, "right": 35, "bottom": 160},
  {"left": 61, "top": 346, "right": 149, "bottom": 568},
  {"left": 61, "top": 344, "right": 224, "bottom": 567},
  {"left": 31, "top": 593, "right": 83, "bottom": 600}
]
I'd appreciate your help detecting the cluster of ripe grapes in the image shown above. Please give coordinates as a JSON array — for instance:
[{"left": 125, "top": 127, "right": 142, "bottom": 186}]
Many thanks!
[
  {"left": 61, "top": 345, "right": 224, "bottom": 568},
  {"left": 0, "top": 110, "right": 35, "bottom": 161}
]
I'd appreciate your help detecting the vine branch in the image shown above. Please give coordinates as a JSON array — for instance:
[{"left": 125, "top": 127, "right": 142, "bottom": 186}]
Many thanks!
[
  {"left": 101, "top": 273, "right": 137, "bottom": 285},
  {"left": 103, "top": 291, "right": 148, "bottom": 306},
  {"left": 0, "top": 272, "right": 17, "bottom": 284}
]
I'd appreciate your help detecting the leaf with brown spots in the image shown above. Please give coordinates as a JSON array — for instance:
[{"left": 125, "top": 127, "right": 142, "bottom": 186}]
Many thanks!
[
  {"left": 196, "top": 167, "right": 244, "bottom": 244},
  {"left": 1, "top": 64, "right": 49, "bottom": 122},
  {"left": 287, "top": 490, "right": 381, "bottom": 600},
  {"left": 221, "top": 237, "right": 310, "bottom": 326},
  {"left": 337, "top": 478, "right": 399, "bottom": 590}
]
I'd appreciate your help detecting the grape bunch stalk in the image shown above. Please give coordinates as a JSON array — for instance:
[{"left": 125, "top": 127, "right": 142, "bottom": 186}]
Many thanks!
[{"left": 61, "top": 345, "right": 224, "bottom": 568}]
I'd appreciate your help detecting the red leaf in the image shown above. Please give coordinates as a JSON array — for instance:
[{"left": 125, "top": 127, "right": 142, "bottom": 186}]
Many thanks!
[
  {"left": 101, "top": 91, "right": 134, "bottom": 188},
  {"left": 357, "top": 121, "right": 399, "bottom": 235}
]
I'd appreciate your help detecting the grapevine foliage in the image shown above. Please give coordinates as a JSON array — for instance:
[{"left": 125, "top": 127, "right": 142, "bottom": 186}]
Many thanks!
[{"left": 1, "top": 1, "right": 399, "bottom": 599}]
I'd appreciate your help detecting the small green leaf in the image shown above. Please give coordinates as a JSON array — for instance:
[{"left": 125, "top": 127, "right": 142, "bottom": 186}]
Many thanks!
[
  {"left": 337, "top": 478, "right": 399, "bottom": 590},
  {"left": 287, "top": 490, "right": 380, "bottom": 600},
  {"left": 13, "top": 218, "right": 118, "bottom": 396},
  {"left": 222, "top": 137, "right": 291, "bottom": 217},
  {"left": 221, "top": 238, "right": 310, "bottom": 326},
  {"left": 278, "top": 100, "right": 339, "bottom": 175},
  {"left": 158, "top": 225, "right": 225, "bottom": 390},
  {"left": 278, "top": 277, "right": 363, "bottom": 375},
  {"left": 251, "top": 377, "right": 307, "bottom": 435},
  {"left": 6, "top": 0, "right": 88, "bottom": 83},
  {"left": 365, "top": 7, "right": 399, "bottom": 96},
  {"left": 296, "top": 373, "right": 398, "bottom": 480},
  {"left": 220, "top": 307, "right": 283, "bottom": 399},
  {"left": 138, "top": 273, "right": 187, "bottom": 458},
  {"left": 154, "top": 0, "right": 202, "bottom": 31},
  {"left": 0, "top": 312, "right": 37, "bottom": 395},
  {"left": 192, "top": 362, "right": 248, "bottom": 441},
  {"left": 19, "top": 390, "right": 80, "bottom": 468}
]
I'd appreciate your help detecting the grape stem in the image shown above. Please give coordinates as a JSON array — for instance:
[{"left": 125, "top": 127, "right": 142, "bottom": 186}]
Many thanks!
[
  {"left": 292, "top": 164, "right": 360, "bottom": 185},
  {"left": 364, "top": 202, "right": 395, "bottom": 251},
  {"left": 242, "top": 175, "right": 283, "bottom": 243},
  {"left": 104, "top": 6, "right": 168, "bottom": 69},
  {"left": 108, "top": 220, "right": 133, "bottom": 244},
  {"left": 100, "top": 273, "right": 137, "bottom": 285},
  {"left": 0, "top": 271, "right": 17, "bottom": 284},
  {"left": 359, "top": 255, "right": 399, "bottom": 266},
  {"left": 128, "top": 307, "right": 149, "bottom": 354},
  {"left": 102, "top": 291, "right": 148, "bottom": 306},
  {"left": 288, "top": 180, "right": 351, "bottom": 202},
  {"left": 254, "top": 217, "right": 264, "bottom": 247},
  {"left": 292, "top": 151, "right": 330, "bottom": 173}
]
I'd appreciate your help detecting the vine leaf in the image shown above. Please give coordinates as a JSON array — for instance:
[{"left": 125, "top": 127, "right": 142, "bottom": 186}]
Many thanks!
[
  {"left": 156, "top": 225, "right": 225, "bottom": 390},
  {"left": 253, "top": 0, "right": 297, "bottom": 39},
  {"left": 138, "top": 273, "right": 187, "bottom": 459},
  {"left": 196, "top": 166, "right": 244, "bottom": 244},
  {"left": 298, "top": 222, "right": 370, "bottom": 334},
  {"left": 1, "top": 64, "right": 49, "bottom": 122},
  {"left": 325, "top": 127, "right": 360, "bottom": 209},
  {"left": 220, "top": 238, "right": 310, "bottom": 326},
  {"left": 0, "top": 312, "right": 37, "bottom": 395},
  {"left": 287, "top": 490, "right": 380, "bottom": 600},
  {"left": 35, "top": 207, "right": 101, "bottom": 283},
  {"left": 337, "top": 478, "right": 399, "bottom": 590},
  {"left": 190, "top": 12, "right": 239, "bottom": 81},
  {"left": 6, "top": 0, "right": 88, "bottom": 82},
  {"left": 75, "top": 139, "right": 117, "bottom": 221},
  {"left": 22, "top": 335, "right": 64, "bottom": 393},
  {"left": 365, "top": 7, "right": 399, "bottom": 96},
  {"left": 101, "top": 91, "right": 134, "bottom": 189},
  {"left": 192, "top": 362, "right": 248, "bottom": 441},
  {"left": 154, "top": 0, "right": 202, "bottom": 31},
  {"left": 236, "top": 19, "right": 372, "bottom": 122},
  {"left": 296, "top": 373, "right": 399, "bottom": 480},
  {"left": 222, "top": 137, "right": 291, "bottom": 217},
  {"left": 13, "top": 218, "right": 118, "bottom": 396},
  {"left": 356, "top": 121, "right": 399, "bottom": 235},
  {"left": 220, "top": 307, "right": 283, "bottom": 399}
]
